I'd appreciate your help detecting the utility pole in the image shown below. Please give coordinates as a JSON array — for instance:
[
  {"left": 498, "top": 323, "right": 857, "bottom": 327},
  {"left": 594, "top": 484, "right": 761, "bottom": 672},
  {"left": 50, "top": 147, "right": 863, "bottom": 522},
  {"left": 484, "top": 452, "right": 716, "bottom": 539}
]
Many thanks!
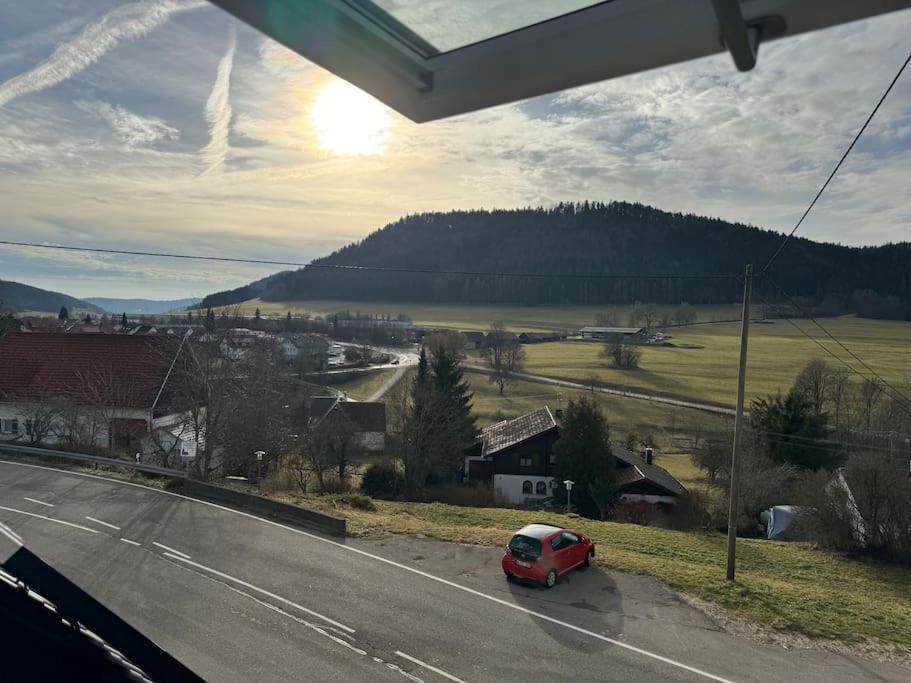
[{"left": 726, "top": 264, "right": 752, "bottom": 582}]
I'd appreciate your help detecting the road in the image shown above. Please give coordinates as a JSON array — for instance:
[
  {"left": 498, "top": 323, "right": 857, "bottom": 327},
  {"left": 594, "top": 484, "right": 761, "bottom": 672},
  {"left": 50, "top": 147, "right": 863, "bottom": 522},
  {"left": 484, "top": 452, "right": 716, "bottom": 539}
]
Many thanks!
[
  {"left": 0, "top": 460, "right": 905, "bottom": 682},
  {"left": 464, "top": 365, "right": 737, "bottom": 416}
]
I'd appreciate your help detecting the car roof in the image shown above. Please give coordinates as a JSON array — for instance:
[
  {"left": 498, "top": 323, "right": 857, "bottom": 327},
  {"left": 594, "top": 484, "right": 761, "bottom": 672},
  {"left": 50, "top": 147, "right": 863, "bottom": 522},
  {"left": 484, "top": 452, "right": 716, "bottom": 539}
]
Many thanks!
[{"left": 514, "top": 523, "right": 565, "bottom": 540}]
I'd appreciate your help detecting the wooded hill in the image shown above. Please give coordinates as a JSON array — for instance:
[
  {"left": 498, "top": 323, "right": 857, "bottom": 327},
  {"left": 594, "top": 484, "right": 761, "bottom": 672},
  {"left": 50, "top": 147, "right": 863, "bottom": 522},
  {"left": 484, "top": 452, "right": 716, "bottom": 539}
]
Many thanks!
[
  {"left": 200, "top": 202, "right": 911, "bottom": 315},
  {"left": 0, "top": 279, "right": 101, "bottom": 314}
]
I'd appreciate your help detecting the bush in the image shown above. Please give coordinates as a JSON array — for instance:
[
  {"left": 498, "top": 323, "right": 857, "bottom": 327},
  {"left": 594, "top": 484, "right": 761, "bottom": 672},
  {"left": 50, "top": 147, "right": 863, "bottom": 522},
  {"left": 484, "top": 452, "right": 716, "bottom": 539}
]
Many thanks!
[
  {"left": 360, "top": 462, "right": 404, "bottom": 499},
  {"left": 334, "top": 493, "right": 377, "bottom": 511}
]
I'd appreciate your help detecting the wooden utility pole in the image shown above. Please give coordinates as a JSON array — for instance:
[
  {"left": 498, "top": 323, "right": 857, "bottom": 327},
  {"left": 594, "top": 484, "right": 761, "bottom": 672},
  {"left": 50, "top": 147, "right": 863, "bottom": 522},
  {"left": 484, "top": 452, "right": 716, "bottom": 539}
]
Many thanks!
[{"left": 726, "top": 263, "right": 753, "bottom": 581}]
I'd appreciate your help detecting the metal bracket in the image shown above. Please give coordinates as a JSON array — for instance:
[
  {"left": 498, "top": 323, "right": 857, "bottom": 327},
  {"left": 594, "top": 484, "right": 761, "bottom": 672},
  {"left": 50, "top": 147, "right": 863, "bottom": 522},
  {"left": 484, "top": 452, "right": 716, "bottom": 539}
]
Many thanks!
[{"left": 711, "top": 0, "right": 786, "bottom": 71}]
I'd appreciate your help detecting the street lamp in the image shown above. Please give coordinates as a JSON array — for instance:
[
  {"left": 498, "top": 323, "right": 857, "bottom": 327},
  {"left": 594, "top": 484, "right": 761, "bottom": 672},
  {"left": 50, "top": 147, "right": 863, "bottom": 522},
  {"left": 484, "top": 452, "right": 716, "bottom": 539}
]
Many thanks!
[
  {"left": 254, "top": 450, "right": 265, "bottom": 482},
  {"left": 563, "top": 479, "right": 574, "bottom": 514}
]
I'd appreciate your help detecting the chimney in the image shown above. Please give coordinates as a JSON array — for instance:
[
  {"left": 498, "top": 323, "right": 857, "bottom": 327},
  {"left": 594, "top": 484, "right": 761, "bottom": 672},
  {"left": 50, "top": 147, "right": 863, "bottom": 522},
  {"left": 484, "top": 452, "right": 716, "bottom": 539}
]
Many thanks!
[{"left": 644, "top": 447, "right": 653, "bottom": 465}]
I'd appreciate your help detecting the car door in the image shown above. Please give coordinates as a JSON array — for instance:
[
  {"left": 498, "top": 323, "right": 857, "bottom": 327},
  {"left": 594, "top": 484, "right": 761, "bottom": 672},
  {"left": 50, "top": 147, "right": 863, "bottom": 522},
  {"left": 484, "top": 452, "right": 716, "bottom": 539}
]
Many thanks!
[
  {"left": 548, "top": 533, "right": 571, "bottom": 574},
  {"left": 560, "top": 532, "right": 585, "bottom": 569}
]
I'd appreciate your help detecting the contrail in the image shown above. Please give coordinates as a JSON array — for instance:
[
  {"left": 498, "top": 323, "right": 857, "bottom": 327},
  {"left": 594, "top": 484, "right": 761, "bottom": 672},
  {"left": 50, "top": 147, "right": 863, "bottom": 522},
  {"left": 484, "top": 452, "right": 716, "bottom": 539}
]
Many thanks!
[
  {"left": 199, "top": 24, "right": 237, "bottom": 175},
  {"left": 0, "top": 0, "right": 206, "bottom": 108}
]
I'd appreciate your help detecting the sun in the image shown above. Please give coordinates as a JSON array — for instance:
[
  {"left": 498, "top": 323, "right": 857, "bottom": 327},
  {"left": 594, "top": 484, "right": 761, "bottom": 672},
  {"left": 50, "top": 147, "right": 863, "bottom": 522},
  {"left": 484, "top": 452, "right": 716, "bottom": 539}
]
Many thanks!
[{"left": 309, "top": 80, "right": 392, "bottom": 155}]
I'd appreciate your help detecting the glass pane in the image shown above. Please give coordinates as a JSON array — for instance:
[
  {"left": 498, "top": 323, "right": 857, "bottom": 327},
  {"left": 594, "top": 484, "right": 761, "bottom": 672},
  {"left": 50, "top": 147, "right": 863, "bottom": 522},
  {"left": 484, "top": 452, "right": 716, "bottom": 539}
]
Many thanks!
[{"left": 368, "top": 0, "right": 603, "bottom": 53}]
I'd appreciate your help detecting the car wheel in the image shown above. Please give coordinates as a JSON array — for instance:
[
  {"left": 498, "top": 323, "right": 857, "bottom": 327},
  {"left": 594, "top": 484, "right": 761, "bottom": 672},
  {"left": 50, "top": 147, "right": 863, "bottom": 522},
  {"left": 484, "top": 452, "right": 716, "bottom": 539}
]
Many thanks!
[
  {"left": 504, "top": 571, "right": 513, "bottom": 581},
  {"left": 544, "top": 569, "right": 557, "bottom": 588},
  {"left": 584, "top": 549, "right": 594, "bottom": 567}
]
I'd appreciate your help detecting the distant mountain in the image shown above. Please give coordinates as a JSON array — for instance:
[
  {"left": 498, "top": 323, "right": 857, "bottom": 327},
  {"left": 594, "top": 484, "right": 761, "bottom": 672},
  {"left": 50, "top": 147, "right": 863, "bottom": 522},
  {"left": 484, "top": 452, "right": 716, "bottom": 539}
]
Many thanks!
[
  {"left": 84, "top": 297, "right": 202, "bottom": 315},
  {"left": 0, "top": 279, "right": 101, "bottom": 314},
  {"left": 199, "top": 202, "right": 911, "bottom": 311}
]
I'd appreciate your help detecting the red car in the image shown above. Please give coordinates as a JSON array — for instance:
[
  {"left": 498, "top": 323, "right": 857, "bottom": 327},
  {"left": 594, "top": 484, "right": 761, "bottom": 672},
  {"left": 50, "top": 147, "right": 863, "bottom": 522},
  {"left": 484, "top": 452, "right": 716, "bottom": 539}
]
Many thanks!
[{"left": 502, "top": 523, "right": 595, "bottom": 588}]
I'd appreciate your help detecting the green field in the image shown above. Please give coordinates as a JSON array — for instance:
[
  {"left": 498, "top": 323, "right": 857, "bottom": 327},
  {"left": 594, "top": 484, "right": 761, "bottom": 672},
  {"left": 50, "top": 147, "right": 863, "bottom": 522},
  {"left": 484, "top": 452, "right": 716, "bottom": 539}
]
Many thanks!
[
  {"left": 512, "top": 317, "right": 911, "bottom": 407},
  {"left": 226, "top": 298, "right": 741, "bottom": 332},
  {"left": 322, "top": 369, "right": 397, "bottom": 401}
]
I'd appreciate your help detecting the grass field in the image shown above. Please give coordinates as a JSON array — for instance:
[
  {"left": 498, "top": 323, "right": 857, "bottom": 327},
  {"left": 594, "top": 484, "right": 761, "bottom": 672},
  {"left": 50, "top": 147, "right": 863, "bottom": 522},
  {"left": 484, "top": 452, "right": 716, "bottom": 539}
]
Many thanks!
[
  {"left": 322, "top": 369, "right": 397, "bottom": 401},
  {"left": 270, "top": 490, "right": 911, "bottom": 648},
  {"left": 512, "top": 317, "right": 911, "bottom": 406},
  {"left": 227, "top": 298, "right": 741, "bottom": 332}
]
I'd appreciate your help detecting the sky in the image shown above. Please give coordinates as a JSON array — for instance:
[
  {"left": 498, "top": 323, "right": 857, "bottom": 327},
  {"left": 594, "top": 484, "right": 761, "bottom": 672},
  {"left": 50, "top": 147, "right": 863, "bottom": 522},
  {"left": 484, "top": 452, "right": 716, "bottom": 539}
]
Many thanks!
[{"left": 0, "top": 1, "right": 909, "bottom": 300}]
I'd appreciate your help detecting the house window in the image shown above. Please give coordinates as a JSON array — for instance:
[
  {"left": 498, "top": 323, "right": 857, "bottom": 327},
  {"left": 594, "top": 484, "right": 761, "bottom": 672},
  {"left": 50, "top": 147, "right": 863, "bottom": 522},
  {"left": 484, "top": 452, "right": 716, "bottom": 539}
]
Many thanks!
[
  {"left": 535, "top": 481, "right": 547, "bottom": 495},
  {"left": 519, "top": 457, "right": 532, "bottom": 467},
  {"left": 522, "top": 480, "right": 533, "bottom": 494},
  {"left": 1, "top": 419, "right": 18, "bottom": 434}
]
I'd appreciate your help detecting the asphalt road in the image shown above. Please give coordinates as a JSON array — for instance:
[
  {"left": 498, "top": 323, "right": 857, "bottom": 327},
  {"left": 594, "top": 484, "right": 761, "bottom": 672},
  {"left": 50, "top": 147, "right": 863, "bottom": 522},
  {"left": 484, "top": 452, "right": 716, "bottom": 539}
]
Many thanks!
[{"left": 0, "top": 459, "right": 906, "bottom": 683}]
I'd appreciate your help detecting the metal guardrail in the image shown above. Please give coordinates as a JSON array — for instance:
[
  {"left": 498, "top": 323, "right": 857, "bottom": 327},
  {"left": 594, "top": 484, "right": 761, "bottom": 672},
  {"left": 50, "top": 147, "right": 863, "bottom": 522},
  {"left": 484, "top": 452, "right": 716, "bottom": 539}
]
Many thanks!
[{"left": 0, "top": 443, "right": 186, "bottom": 478}]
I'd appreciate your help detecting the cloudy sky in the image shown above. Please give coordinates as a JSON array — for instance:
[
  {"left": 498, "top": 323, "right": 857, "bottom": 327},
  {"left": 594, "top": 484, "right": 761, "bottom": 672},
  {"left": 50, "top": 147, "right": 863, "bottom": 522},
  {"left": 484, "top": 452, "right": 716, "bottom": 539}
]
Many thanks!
[{"left": 1, "top": 1, "right": 909, "bottom": 300}]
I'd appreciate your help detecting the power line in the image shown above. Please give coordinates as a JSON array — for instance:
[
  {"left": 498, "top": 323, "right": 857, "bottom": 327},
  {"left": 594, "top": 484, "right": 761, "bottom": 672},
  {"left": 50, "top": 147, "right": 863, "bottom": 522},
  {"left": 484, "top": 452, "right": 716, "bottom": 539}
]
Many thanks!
[
  {"left": 762, "top": 278, "right": 911, "bottom": 410},
  {"left": 755, "top": 293, "right": 911, "bottom": 412},
  {"left": 0, "top": 238, "right": 740, "bottom": 281},
  {"left": 759, "top": 50, "right": 911, "bottom": 275}
]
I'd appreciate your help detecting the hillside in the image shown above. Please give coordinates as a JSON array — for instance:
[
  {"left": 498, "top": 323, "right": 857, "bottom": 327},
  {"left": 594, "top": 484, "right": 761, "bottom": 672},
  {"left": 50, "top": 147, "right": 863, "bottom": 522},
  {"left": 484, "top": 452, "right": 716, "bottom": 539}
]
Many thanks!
[
  {"left": 0, "top": 279, "right": 101, "bottom": 314},
  {"left": 84, "top": 297, "right": 201, "bottom": 314},
  {"left": 200, "top": 202, "right": 911, "bottom": 311}
]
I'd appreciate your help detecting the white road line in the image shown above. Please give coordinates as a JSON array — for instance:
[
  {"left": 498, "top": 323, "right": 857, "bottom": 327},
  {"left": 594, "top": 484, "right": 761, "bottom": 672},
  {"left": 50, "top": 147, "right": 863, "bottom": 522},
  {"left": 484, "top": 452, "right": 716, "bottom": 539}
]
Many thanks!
[
  {"left": 0, "top": 505, "right": 99, "bottom": 534},
  {"left": 23, "top": 497, "right": 54, "bottom": 508},
  {"left": 0, "top": 459, "right": 730, "bottom": 682},
  {"left": 120, "top": 538, "right": 141, "bottom": 547},
  {"left": 162, "top": 553, "right": 355, "bottom": 635},
  {"left": 395, "top": 651, "right": 466, "bottom": 683},
  {"left": 85, "top": 516, "right": 120, "bottom": 531},
  {"left": 152, "top": 541, "right": 190, "bottom": 559}
]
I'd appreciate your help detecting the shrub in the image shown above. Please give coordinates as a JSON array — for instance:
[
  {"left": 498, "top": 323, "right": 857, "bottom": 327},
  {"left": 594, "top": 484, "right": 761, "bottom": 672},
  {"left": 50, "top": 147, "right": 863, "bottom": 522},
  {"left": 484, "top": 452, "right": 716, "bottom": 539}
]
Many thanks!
[
  {"left": 335, "top": 493, "right": 377, "bottom": 511},
  {"left": 360, "top": 462, "right": 404, "bottom": 499}
]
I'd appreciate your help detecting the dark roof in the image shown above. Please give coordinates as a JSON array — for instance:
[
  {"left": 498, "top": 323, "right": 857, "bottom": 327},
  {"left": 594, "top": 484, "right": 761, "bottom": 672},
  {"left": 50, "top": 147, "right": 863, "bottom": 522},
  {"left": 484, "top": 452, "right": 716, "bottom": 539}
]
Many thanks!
[
  {"left": 310, "top": 397, "right": 386, "bottom": 433},
  {"left": 0, "top": 332, "right": 174, "bottom": 409},
  {"left": 514, "top": 523, "right": 563, "bottom": 540},
  {"left": 612, "top": 446, "right": 686, "bottom": 497},
  {"left": 461, "top": 331, "right": 485, "bottom": 342},
  {"left": 481, "top": 407, "right": 557, "bottom": 457}
]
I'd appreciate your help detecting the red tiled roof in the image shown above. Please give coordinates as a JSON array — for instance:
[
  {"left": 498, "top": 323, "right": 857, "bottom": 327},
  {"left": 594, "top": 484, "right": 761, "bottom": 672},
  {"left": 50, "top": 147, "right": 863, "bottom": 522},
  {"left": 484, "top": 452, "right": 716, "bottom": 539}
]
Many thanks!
[{"left": 0, "top": 332, "right": 173, "bottom": 409}]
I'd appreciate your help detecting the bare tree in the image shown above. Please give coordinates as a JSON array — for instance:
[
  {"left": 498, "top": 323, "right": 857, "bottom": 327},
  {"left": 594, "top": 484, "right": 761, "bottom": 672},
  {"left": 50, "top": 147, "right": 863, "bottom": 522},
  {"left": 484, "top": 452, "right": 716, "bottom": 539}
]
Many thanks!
[
  {"left": 600, "top": 335, "right": 641, "bottom": 369},
  {"left": 423, "top": 330, "right": 466, "bottom": 357},
  {"left": 639, "top": 303, "right": 659, "bottom": 332},
  {"left": 294, "top": 406, "right": 357, "bottom": 493},
  {"left": 483, "top": 322, "right": 525, "bottom": 395},
  {"left": 793, "top": 359, "right": 831, "bottom": 416},
  {"left": 17, "top": 398, "right": 59, "bottom": 446}
]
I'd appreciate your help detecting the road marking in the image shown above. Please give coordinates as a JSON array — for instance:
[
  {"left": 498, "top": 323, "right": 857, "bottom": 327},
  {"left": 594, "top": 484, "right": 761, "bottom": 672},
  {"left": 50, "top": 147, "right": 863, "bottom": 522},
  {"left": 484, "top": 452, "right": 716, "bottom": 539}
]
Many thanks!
[
  {"left": 85, "top": 516, "right": 120, "bottom": 531},
  {"left": 0, "top": 460, "right": 731, "bottom": 682},
  {"left": 152, "top": 541, "right": 190, "bottom": 559},
  {"left": 120, "top": 538, "right": 141, "bottom": 547},
  {"left": 161, "top": 552, "right": 355, "bottom": 635},
  {"left": 395, "top": 651, "right": 466, "bottom": 683},
  {"left": 0, "top": 504, "right": 98, "bottom": 534},
  {"left": 23, "top": 497, "right": 54, "bottom": 508}
]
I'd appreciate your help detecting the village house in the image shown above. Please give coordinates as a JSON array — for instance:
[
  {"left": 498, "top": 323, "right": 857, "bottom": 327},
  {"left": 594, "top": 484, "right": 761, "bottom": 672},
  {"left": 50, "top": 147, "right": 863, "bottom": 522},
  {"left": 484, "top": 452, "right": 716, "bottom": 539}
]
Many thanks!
[
  {"left": 463, "top": 406, "right": 686, "bottom": 507},
  {"left": 307, "top": 396, "right": 387, "bottom": 452},
  {"left": 518, "top": 331, "right": 565, "bottom": 344},
  {"left": 0, "top": 332, "right": 187, "bottom": 454},
  {"left": 460, "top": 330, "right": 486, "bottom": 350}
]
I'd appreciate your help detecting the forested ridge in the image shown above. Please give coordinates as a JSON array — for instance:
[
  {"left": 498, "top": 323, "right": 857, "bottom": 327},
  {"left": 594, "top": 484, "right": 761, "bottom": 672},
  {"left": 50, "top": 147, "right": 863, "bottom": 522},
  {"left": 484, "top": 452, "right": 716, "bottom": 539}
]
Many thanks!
[{"left": 200, "top": 202, "right": 911, "bottom": 313}]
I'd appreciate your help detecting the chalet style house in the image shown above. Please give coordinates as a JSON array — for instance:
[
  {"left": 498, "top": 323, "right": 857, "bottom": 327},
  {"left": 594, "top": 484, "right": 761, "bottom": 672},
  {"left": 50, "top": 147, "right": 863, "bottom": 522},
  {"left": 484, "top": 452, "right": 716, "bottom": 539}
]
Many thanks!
[{"left": 464, "top": 406, "right": 686, "bottom": 506}]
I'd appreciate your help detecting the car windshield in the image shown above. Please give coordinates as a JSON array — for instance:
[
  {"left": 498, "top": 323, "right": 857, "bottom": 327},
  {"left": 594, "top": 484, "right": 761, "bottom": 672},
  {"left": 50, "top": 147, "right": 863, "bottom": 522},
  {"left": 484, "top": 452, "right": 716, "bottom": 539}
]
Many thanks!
[{"left": 508, "top": 534, "right": 542, "bottom": 559}]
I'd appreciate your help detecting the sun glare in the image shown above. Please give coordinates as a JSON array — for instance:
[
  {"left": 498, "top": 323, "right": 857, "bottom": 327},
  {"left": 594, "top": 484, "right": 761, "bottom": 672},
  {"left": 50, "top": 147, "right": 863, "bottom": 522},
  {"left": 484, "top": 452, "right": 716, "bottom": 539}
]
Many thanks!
[{"left": 309, "top": 80, "right": 392, "bottom": 155}]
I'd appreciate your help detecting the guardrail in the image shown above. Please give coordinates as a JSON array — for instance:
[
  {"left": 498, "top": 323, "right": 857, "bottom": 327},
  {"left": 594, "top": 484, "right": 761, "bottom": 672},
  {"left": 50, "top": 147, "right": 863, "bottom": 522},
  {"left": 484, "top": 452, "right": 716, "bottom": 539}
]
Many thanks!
[
  {"left": 0, "top": 443, "right": 186, "bottom": 478},
  {"left": 0, "top": 443, "right": 347, "bottom": 537}
]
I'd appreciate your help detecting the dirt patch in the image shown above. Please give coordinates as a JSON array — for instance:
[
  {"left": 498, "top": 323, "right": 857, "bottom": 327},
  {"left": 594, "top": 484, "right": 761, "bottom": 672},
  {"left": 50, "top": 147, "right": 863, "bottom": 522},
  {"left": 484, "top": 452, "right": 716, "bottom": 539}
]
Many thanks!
[{"left": 681, "top": 594, "right": 911, "bottom": 667}]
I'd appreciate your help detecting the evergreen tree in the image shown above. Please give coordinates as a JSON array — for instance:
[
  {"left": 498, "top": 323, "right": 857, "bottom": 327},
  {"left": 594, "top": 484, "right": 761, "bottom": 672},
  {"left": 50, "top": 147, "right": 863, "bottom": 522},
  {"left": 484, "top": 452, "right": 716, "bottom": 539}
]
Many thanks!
[
  {"left": 205, "top": 308, "right": 216, "bottom": 332},
  {"left": 83, "top": 313, "right": 92, "bottom": 324},
  {"left": 121, "top": 312, "right": 128, "bottom": 327},
  {"left": 58, "top": 305, "right": 69, "bottom": 321},
  {"left": 430, "top": 347, "right": 476, "bottom": 477},
  {"left": 750, "top": 389, "right": 839, "bottom": 470},
  {"left": 553, "top": 397, "right": 618, "bottom": 519},
  {"left": 254, "top": 308, "right": 261, "bottom": 325}
]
